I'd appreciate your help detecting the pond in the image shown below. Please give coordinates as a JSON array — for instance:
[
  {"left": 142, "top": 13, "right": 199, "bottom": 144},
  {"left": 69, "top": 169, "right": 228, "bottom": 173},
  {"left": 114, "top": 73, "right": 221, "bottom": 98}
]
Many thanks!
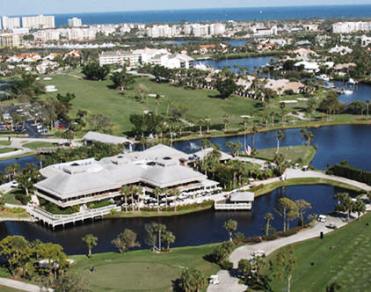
[
  {"left": 174, "top": 125, "right": 371, "bottom": 171},
  {"left": 335, "top": 81, "right": 371, "bottom": 104},
  {"left": 0, "top": 184, "right": 347, "bottom": 255},
  {"left": 194, "top": 56, "right": 274, "bottom": 74}
]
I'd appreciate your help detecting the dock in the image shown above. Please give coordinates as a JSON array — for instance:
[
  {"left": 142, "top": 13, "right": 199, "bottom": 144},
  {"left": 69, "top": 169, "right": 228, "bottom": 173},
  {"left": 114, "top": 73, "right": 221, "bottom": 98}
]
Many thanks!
[
  {"left": 27, "top": 205, "right": 121, "bottom": 229},
  {"left": 214, "top": 191, "right": 255, "bottom": 211}
]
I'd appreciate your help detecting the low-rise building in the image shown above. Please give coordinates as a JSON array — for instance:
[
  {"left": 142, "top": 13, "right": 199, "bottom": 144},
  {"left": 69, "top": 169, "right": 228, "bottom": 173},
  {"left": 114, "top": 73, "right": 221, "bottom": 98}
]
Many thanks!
[
  {"left": 332, "top": 21, "right": 371, "bottom": 34},
  {"left": 34, "top": 144, "right": 220, "bottom": 208}
]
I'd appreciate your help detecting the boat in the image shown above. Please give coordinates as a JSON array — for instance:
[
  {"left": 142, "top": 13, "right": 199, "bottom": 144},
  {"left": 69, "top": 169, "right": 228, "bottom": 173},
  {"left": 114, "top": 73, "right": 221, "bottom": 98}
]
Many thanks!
[{"left": 343, "top": 89, "right": 354, "bottom": 95}]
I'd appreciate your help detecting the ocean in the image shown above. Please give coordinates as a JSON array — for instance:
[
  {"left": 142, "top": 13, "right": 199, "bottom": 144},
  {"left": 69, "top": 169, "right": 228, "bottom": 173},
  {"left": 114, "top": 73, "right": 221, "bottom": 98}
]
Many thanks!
[{"left": 54, "top": 5, "right": 371, "bottom": 26}]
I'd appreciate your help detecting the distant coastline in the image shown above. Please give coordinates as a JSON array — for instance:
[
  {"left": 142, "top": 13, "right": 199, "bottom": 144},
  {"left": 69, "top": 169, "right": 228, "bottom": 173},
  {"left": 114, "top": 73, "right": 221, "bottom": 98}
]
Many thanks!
[{"left": 46, "top": 5, "right": 371, "bottom": 26}]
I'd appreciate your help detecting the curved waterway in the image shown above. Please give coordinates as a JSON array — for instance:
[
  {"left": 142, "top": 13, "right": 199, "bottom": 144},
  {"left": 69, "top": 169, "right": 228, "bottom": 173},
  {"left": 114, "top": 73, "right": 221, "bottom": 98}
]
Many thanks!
[
  {"left": 174, "top": 124, "right": 371, "bottom": 171},
  {"left": 0, "top": 124, "right": 369, "bottom": 253},
  {"left": 0, "top": 185, "right": 350, "bottom": 255}
]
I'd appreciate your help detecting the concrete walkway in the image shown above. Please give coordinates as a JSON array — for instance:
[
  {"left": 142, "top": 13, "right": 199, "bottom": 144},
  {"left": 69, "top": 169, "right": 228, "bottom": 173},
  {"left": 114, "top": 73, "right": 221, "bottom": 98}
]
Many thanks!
[
  {"left": 208, "top": 216, "right": 347, "bottom": 292},
  {"left": 249, "top": 168, "right": 371, "bottom": 192},
  {"left": 0, "top": 277, "right": 48, "bottom": 292},
  {"left": 284, "top": 168, "right": 371, "bottom": 192}
]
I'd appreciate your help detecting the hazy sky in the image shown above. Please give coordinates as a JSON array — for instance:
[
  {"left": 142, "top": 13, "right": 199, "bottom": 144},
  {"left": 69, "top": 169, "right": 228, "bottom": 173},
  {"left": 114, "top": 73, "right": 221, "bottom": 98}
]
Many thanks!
[{"left": 1, "top": 0, "right": 370, "bottom": 16}]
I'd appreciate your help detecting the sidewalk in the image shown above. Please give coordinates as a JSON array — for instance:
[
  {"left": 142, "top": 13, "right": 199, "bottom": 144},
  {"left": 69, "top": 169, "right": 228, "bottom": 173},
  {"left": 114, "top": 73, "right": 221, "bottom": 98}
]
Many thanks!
[{"left": 208, "top": 216, "right": 347, "bottom": 292}]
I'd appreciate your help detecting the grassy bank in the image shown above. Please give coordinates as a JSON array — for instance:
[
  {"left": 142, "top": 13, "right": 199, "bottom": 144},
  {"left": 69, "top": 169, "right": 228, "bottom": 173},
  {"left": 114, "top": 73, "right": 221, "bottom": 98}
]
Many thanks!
[
  {"left": 106, "top": 202, "right": 213, "bottom": 219},
  {"left": 268, "top": 212, "right": 371, "bottom": 292},
  {"left": 71, "top": 244, "right": 219, "bottom": 292},
  {"left": 255, "top": 145, "right": 316, "bottom": 165},
  {"left": 251, "top": 178, "right": 364, "bottom": 197}
]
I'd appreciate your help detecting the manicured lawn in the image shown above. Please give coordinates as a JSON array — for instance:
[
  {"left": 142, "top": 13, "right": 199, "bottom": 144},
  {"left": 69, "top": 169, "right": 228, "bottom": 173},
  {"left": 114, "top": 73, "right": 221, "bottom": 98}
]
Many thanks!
[
  {"left": 71, "top": 244, "right": 219, "bottom": 292},
  {"left": 0, "top": 148, "right": 17, "bottom": 154},
  {"left": 41, "top": 73, "right": 259, "bottom": 134},
  {"left": 268, "top": 213, "right": 371, "bottom": 292},
  {"left": 0, "top": 140, "right": 11, "bottom": 146},
  {"left": 40, "top": 71, "right": 371, "bottom": 137},
  {"left": 0, "top": 286, "right": 22, "bottom": 292},
  {"left": 255, "top": 145, "right": 316, "bottom": 165},
  {"left": 22, "top": 142, "right": 54, "bottom": 150}
]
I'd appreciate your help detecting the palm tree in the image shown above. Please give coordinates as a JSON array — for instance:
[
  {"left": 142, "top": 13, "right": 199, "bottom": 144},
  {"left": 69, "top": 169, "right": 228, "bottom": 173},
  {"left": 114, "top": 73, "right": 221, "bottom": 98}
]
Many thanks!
[
  {"left": 280, "top": 102, "right": 286, "bottom": 125},
  {"left": 264, "top": 213, "right": 274, "bottom": 236},
  {"left": 154, "top": 188, "right": 164, "bottom": 212},
  {"left": 170, "top": 189, "right": 181, "bottom": 212},
  {"left": 120, "top": 186, "right": 131, "bottom": 212},
  {"left": 162, "top": 230, "right": 176, "bottom": 251},
  {"left": 276, "top": 129, "right": 285, "bottom": 154},
  {"left": 224, "top": 219, "right": 238, "bottom": 241},
  {"left": 223, "top": 114, "right": 230, "bottom": 132},
  {"left": 82, "top": 234, "right": 98, "bottom": 257},
  {"left": 300, "top": 128, "right": 314, "bottom": 146}
]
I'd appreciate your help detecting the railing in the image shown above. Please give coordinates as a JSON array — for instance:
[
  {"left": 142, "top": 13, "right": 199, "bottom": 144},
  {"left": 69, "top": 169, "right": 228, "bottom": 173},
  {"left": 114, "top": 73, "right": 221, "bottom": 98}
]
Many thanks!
[
  {"left": 214, "top": 203, "right": 252, "bottom": 211},
  {"left": 27, "top": 205, "right": 121, "bottom": 228}
]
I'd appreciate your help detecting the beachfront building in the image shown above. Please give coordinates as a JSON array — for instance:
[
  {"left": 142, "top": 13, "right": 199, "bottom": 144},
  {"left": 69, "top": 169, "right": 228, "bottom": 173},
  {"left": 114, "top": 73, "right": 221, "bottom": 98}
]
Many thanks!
[
  {"left": 34, "top": 144, "right": 221, "bottom": 209},
  {"left": 22, "top": 15, "right": 55, "bottom": 29},
  {"left": 332, "top": 21, "right": 371, "bottom": 34},
  {"left": 1, "top": 16, "right": 21, "bottom": 31},
  {"left": 68, "top": 17, "right": 82, "bottom": 28}
]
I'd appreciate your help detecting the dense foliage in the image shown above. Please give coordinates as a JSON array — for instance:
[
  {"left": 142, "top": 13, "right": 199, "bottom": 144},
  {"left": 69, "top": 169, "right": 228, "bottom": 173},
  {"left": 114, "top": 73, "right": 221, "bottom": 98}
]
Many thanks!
[{"left": 327, "top": 161, "right": 371, "bottom": 185}]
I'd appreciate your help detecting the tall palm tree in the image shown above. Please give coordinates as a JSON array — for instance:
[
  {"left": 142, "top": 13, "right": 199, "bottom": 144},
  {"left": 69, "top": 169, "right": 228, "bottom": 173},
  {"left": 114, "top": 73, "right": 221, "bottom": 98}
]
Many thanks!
[
  {"left": 120, "top": 186, "right": 131, "bottom": 212},
  {"left": 154, "top": 188, "right": 164, "bottom": 212},
  {"left": 276, "top": 129, "right": 285, "bottom": 154},
  {"left": 264, "top": 213, "right": 274, "bottom": 236}
]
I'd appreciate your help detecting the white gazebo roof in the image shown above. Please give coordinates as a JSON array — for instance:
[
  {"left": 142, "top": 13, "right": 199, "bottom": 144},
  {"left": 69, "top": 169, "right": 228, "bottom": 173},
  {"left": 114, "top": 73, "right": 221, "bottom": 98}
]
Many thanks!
[
  {"left": 83, "top": 131, "right": 134, "bottom": 145},
  {"left": 230, "top": 192, "right": 255, "bottom": 203}
]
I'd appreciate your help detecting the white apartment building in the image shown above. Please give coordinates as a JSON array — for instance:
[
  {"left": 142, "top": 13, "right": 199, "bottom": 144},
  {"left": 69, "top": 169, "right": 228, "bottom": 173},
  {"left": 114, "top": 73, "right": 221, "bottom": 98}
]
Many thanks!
[
  {"left": 146, "top": 25, "right": 178, "bottom": 38},
  {"left": 332, "top": 21, "right": 371, "bottom": 34},
  {"left": 99, "top": 50, "right": 134, "bottom": 66},
  {"left": 68, "top": 17, "right": 82, "bottom": 28},
  {"left": 183, "top": 23, "right": 225, "bottom": 37},
  {"left": 1, "top": 16, "right": 21, "bottom": 30},
  {"left": 22, "top": 15, "right": 55, "bottom": 29},
  {"left": 0, "top": 33, "right": 21, "bottom": 47},
  {"left": 33, "top": 29, "right": 61, "bottom": 42},
  {"left": 253, "top": 25, "right": 278, "bottom": 37}
]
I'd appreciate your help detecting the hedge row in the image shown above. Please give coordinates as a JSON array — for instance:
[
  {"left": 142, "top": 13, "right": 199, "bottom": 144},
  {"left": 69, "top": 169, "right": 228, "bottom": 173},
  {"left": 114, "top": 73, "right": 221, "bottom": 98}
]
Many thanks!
[{"left": 327, "top": 162, "right": 371, "bottom": 186}]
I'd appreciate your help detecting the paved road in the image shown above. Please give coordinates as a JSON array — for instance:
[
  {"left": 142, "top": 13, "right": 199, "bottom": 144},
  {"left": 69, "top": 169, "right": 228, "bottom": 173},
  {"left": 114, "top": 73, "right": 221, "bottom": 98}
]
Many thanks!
[
  {"left": 0, "top": 277, "right": 49, "bottom": 292},
  {"left": 208, "top": 216, "right": 348, "bottom": 292},
  {"left": 284, "top": 168, "right": 371, "bottom": 192},
  {"left": 249, "top": 168, "right": 371, "bottom": 192}
]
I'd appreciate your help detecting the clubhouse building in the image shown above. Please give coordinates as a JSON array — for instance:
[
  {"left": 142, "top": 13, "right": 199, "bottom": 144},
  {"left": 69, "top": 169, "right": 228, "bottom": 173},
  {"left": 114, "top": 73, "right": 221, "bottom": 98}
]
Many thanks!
[{"left": 35, "top": 144, "right": 222, "bottom": 209}]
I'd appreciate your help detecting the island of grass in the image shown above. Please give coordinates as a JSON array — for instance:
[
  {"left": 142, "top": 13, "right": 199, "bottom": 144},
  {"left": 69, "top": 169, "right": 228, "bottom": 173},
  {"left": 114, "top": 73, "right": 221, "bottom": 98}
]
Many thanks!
[
  {"left": 22, "top": 141, "right": 55, "bottom": 150},
  {"left": 255, "top": 145, "right": 317, "bottom": 166},
  {"left": 267, "top": 212, "right": 371, "bottom": 291},
  {"left": 0, "top": 148, "right": 18, "bottom": 154},
  {"left": 71, "top": 244, "right": 219, "bottom": 292},
  {"left": 251, "top": 178, "right": 364, "bottom": 197}
]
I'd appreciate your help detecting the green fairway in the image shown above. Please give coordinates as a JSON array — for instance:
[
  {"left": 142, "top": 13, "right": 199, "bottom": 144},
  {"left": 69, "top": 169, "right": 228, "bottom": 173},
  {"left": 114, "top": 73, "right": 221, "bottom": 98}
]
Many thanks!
[
  {"left": 255, "top": 145, "right": 316, "bottom": 165},
  {"left": 268, "top": 213, "right": 371, "bottom": 292},
  {"left": 22, "top": 142, "right": 54, "bottom": 149},
  {"left": 71, "top": 244, "right": 219, "bottom": 292},
  {"left": 0, "top": 148, "right": 17, "bottom": 154},
  {"left": 41, "top": 73, "right": 259, "bottom": 134}
]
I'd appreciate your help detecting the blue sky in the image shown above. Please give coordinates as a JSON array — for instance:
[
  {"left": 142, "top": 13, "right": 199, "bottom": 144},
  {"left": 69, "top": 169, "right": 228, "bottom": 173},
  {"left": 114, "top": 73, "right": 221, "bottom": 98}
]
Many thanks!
[{"left": 1, "top": 0, "right": 371, "bottom": 16}]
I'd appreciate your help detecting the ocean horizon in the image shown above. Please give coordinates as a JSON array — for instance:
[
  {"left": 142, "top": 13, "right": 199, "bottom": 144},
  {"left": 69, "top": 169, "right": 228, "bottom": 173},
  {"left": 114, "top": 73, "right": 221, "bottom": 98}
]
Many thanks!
[{"left": 51, "top": 5, "right": 371, "bottom": 27}]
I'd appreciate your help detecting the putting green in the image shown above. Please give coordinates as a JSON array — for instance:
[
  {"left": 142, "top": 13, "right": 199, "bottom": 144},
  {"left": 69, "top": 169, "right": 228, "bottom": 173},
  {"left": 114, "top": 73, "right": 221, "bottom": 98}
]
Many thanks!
[{"left": 82, "top": 262, "right": 180, "bottom": 291}]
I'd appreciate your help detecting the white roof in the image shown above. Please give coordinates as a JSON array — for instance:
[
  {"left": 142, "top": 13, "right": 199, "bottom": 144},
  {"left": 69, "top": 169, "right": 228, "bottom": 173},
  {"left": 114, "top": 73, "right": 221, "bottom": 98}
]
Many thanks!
[
  {"left": 191, "top": 148, "right": 233, "bottom": 161},
  {"left": 230, "top": 192, "right": 255, "bottom": 202},
  {"left": 36, "top": 144, "right": 211, "bottom": 200},
  {"left": 83, "top": 131, "right": 134, "bottom": 145}
]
